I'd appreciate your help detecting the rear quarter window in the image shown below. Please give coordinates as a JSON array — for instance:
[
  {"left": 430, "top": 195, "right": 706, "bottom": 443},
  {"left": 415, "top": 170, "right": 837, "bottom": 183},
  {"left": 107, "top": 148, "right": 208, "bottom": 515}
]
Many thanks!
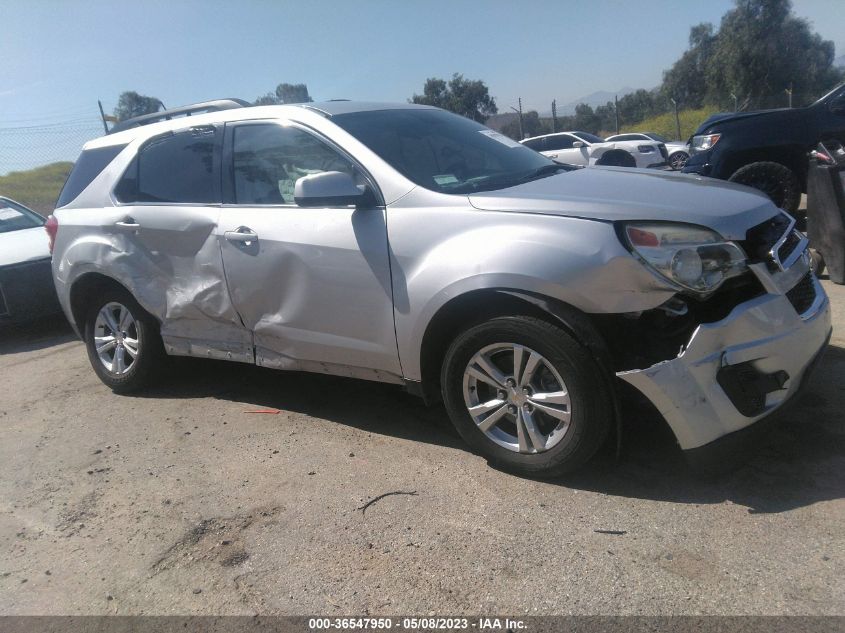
[
  {"left": 56, "top": 144, "right": 127, "bottom": 208},
  {"left": 115, "top": 126, "right": 220, "bottom": 204}
]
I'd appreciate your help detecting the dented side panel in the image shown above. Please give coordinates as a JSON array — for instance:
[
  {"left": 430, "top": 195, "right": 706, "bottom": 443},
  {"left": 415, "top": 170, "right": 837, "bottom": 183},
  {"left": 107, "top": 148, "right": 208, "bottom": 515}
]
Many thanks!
[{"left": 53, "top": 205, "right": 252, "bottom": 361}]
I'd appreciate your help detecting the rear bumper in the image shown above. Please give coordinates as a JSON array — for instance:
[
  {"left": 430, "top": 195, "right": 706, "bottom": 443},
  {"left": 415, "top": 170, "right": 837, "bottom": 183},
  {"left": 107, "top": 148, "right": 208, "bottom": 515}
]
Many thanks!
[
  {"left": 617, "top": 275, "right": 831, "bottom": 450},
  {"left": 0, "top": 258, "right": 61, "bottom": 324}
]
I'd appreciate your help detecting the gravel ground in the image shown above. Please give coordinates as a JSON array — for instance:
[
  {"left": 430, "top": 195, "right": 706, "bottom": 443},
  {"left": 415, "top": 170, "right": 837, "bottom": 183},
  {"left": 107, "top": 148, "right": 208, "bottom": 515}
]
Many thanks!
[{"left": 0, "top": 281, "right": 843, "bottom": 616}]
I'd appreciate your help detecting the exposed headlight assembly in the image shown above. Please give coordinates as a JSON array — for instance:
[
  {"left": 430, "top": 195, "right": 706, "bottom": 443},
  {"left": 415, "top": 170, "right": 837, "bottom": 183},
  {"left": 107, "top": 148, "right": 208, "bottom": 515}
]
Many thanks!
[
  {"left": 622, "top": 222, "right": 747, "bottom": 294},
  {"left": 690, "top": 133, "right": 721, "bottom": 152}
]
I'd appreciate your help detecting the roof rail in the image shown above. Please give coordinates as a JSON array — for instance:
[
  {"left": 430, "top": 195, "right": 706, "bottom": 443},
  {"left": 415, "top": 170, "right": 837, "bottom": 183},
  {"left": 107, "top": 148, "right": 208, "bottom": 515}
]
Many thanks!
[{"left": 108, "top": 98, "right": 251, "bottom": 134}]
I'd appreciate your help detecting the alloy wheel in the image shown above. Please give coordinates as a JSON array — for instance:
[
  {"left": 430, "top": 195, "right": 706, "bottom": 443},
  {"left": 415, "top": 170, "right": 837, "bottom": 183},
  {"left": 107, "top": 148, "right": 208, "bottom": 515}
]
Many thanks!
[
  {"left": 462, "top": 343, "right": 572, "bottom": 454},
  {"left": 93, "top": 302, "right": 140, "bottom": 375}
]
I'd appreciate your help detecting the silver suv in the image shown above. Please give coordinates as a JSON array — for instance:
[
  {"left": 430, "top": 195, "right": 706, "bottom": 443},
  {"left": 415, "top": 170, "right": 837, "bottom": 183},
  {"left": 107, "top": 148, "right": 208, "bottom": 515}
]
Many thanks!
[{"left": 50, "top": 100, "right": 832, "bottom": 477}]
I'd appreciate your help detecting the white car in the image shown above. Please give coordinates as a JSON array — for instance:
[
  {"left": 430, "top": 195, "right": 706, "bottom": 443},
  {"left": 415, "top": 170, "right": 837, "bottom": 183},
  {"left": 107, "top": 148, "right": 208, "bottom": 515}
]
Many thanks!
[
  {"left": 521, "top": 131, "right": 669, "bottom": 169},
  {"left": 0, "top": 197, "right": 61, "bottom": 324},
  {"left": 605, "top": 132, "right": 689, "bottom": 170}
]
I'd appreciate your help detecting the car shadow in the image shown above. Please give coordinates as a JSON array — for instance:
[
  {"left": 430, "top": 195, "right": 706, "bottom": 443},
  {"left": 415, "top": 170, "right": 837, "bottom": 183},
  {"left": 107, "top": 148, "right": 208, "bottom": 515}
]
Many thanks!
[
  {"left": 0, "top": 315, "right": 75, "bottom": 354},
  {"left": 133, "top": 343, "right": 845, "bottom": 515}
]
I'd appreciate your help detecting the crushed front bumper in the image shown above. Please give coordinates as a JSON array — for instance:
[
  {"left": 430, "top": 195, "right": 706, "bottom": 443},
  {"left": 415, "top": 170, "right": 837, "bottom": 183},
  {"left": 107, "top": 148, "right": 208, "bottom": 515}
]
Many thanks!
[{"left": 617, "top": 274, "right": 831, "bottom": 451}]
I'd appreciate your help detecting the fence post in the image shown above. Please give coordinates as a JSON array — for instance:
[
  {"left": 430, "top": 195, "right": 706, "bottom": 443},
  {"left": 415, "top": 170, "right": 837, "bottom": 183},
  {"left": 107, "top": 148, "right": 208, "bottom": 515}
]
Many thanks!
[{"left": 670, "top": 98, "right": 681, "bottom": 141}]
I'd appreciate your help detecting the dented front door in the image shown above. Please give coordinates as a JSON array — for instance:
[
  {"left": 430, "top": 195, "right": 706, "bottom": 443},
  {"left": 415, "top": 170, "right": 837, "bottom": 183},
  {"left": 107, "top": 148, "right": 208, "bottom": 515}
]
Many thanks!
[{"left": 217, "top": 120, "right": 401, "bottom": 381}]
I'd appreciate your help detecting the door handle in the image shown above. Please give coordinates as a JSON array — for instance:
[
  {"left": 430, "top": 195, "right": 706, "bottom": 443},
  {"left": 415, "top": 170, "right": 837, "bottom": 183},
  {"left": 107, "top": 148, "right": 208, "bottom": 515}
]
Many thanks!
[
  {"left": 114, "top": 219, "right": 140, "bottom": 232},
  {"left": 225, "top": 227, "right": 259, "bottom": 243},
  {"left": 548, "top": 154, "right": 558, "bottom": 158}
]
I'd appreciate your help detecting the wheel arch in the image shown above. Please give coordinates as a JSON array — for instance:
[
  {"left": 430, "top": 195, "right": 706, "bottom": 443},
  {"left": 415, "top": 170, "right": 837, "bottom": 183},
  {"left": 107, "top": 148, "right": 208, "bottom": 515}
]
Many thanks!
[
  {"left": 68, "top": 272, "right": 142, "bottom": 333},
  {"left": 416, "top": 288, "right": 618, "bottom": 405},
  {"left": 722, "top": 145, "right": 807, "bottom": 189},
  {"left": 595, "top": 149, "right": 636, "bottom": 167}
]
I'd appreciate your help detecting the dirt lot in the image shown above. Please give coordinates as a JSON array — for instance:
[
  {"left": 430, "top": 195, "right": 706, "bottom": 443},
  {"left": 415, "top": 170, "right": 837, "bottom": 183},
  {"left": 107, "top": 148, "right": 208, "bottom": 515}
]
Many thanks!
[{"left": 1, "top": 282, "right": 843, "bottom": 616}]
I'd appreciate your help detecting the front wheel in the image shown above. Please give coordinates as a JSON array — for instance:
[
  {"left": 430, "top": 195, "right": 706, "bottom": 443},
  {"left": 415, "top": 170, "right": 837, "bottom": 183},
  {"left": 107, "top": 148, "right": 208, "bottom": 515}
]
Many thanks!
[
  {"left": 84, "top": 288, "right": 165, "bottom": 393},
  {"left": 441, "top": 316, "right": 612, "bottom": 478},
  {"left": 669, "top": 151, "right": 689, "bottom": 170},
  {"left": 728, "top": 161, "right": 801, "bottom": 214}
]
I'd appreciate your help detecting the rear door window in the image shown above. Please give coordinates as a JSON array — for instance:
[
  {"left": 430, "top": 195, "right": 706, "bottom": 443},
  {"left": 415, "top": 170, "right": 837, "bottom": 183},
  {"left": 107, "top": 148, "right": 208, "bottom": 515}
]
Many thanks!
[
  {"left": 57, "top": 144, "right": 127, "bottom": 208},
  {"left": 116, "top": 126, "right": 221, "bottom": 204}
]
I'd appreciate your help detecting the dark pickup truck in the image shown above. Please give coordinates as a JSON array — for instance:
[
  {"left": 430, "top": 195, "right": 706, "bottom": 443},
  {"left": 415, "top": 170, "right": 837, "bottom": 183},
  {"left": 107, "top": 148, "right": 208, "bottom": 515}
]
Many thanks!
[{"left": 683, "top": 83, "right": 845, "bottom": 214}]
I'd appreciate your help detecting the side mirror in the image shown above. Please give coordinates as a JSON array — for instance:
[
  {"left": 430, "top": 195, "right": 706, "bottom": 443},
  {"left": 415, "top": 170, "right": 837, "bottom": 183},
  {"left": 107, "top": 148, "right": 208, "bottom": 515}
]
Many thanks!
[
  {"left": 573, "top": 141, "right": 585, "bottom": 148},
  {"left": 294, "top": 171, "right": 365, "bottom": 207}
]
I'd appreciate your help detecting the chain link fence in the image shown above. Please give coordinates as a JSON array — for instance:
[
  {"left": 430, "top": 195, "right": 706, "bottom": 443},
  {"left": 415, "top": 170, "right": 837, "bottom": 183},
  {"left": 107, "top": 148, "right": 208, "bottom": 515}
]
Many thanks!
[{"left": 0, "top": 112, "right": 105, "bottom": 213}]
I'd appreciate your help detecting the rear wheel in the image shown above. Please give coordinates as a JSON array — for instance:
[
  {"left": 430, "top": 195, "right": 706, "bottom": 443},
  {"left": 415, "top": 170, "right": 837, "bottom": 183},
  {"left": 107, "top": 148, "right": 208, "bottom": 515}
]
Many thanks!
[
  {"left": 728, "top": 161, "right": 801, "bottom": 214},
  {"left": 84, "top": 288, "right": 164, "bottom": 393},
  {"left": 441, "top": 316, "right": 612, "bottom": 477}
]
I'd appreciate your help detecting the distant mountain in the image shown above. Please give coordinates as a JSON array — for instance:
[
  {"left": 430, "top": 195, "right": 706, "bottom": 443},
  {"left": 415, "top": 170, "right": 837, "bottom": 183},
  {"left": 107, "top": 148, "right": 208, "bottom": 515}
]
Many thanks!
[
  {"left": 542, "top": 87, "right": 638, "bottom": 116},
  {"left": 835, "top": 54, "right": 845, "bottom": 67}
]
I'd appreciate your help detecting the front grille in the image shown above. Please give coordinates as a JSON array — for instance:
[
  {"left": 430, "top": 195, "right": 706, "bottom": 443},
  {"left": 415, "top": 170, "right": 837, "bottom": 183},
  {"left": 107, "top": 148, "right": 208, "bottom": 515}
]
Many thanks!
[
  {"left": 740, "top": 214, "right": 792, "bottom": 264},
  {"left": 658, "top": 144, "right": 668, "bottom": 160},
  {"left": 786, "top": 272, "right": 816, "bottom": 314},
  {"left": 777, "top": 230, "right": 802, "bottom": 263}
]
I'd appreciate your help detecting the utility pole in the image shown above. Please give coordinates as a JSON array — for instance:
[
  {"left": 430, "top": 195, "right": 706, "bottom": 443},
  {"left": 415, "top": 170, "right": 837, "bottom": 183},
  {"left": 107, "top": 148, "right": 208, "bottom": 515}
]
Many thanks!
[
  {"left": 510, "top": 98, "right": 524, "bottom": 139},
  {"left": 551, "top": 99, "right": 558, "bottom": 133},
  {"left": 97, "top": 100, "right": 109, "bottom": 134},
  {"left": 730, "top": 92, "right": 738, "bottom": 112},
  {"left": 614, "top": 95, "right": 620, "bottom": 135},
  {"left": 670, "top": 98, "right": 681, "bottom": 141},
  {"left": 786, "top": 83, "right": 793, "bottom": 108}
]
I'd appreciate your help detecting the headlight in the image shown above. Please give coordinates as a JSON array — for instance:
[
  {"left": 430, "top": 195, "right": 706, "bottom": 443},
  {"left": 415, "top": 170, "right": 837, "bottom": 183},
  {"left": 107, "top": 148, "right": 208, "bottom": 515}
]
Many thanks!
[
  {"left": 691, "top": 133, "right": 721, "bottom": 152},
  {"left": 637, "top": 145, "right": 655, "bottom": 153},
  {"left": 623, "top": 222, "right": 747, "bottom": 293}
]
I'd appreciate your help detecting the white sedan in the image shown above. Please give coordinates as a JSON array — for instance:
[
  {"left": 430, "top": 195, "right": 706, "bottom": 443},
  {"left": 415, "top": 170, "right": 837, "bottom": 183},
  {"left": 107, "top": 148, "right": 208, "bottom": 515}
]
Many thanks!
[
  {"left": 520, "top": 131, "right": 669, "bottom": 169},
  {"left": 605, "top": 132, "right": 689, "bottom": 170},
  {"left": 0, "top": 197, "right": 61, "bottom": 325}
]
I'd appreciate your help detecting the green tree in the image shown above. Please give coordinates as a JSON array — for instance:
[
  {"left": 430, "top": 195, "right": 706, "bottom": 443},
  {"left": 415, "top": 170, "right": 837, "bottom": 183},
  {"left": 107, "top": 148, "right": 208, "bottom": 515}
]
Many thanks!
[
  {"left": 661, "top": 0, "right": 843, "bottom": 110},
  {"left": 254, "top": 83, "right": 313, "bottom": 105},
  {"left": 501, "top": 111, "right": 550, "bottom": 140},
  {"left": 411, "top": 73, "right": 497, "bottom": 122},
  {"left": 661, "top": 23, "right": 717, "bottom": 109},
  {"left": 114, "top": 91, "right": 163, "bottom": 122}
]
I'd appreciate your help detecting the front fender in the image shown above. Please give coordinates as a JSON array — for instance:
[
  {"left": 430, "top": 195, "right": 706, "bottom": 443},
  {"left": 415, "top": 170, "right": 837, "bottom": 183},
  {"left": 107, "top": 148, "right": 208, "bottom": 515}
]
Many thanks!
[{"left": 388, "top": 207, "right": 675, "bottom": 382}]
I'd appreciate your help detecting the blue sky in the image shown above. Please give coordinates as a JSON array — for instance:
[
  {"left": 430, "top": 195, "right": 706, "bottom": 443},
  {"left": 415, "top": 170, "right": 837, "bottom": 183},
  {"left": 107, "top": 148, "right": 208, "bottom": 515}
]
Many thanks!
[{"left": 1, "top": 0, "right": 844, "bottom": 172}]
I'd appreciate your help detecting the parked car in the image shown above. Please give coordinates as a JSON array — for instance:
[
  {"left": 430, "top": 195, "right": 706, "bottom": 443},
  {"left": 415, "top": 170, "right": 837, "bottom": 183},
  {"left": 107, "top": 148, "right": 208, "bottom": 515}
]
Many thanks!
[
  {"left": 683, "top": 83, "right": 845, "bottom": 214},
  {"left": 50, "top": 100, "right": 830, "bottom": 477},
  {"left": 0, "top": 196, "right": 61, "bottom": 325},
  {"left": 521, "top": 131, "right": 669, "bottom": 169},
  {"left": 605, "top": 132, "right": 689, "bottom": 170}
]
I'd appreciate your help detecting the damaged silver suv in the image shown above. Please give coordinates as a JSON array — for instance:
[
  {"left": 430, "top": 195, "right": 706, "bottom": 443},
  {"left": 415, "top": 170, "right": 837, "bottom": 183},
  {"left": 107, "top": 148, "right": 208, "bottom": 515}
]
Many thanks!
[{"left": 50, "top": 100, "right": 831, "bottom": 477}]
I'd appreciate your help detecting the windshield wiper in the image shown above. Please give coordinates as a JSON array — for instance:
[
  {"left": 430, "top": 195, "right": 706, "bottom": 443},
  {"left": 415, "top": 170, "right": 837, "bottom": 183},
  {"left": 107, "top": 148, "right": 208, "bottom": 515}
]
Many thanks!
[{"left": 515, "top": 163, "right": 570, "bottom": 183}]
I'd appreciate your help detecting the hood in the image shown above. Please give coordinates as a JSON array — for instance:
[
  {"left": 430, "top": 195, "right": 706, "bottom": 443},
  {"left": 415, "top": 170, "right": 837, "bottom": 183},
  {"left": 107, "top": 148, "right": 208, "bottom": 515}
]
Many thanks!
[
  {"left": 0, "top": 226, "right": 51, "bottom": 267},
  {"left": 694, "top": 107, "right": 800, "bottom": 134},
  {"left": 468, "top": 166, "right": 779, "bottom": 240}
]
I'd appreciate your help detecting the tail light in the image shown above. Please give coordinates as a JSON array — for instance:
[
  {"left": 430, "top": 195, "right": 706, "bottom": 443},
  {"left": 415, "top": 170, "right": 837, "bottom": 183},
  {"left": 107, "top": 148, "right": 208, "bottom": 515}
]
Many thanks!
[{"left": 45, "top": 215, "right": 58, "bottom": 254}]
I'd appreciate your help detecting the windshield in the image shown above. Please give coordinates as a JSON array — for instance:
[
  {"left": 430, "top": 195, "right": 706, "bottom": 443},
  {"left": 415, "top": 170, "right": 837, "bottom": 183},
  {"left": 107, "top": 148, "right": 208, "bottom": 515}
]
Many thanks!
[
  {"left": 0, "top": 198, "right": 44, "bottom": 234},
  {"left": 646, "top": 133, "right": 669, "bottom": 143},
  {"left": 572, "top": 131, "right": 604, "bottom": 144},
  {"left": 332, "top": 108, "right": 559, "bottom": 194}
]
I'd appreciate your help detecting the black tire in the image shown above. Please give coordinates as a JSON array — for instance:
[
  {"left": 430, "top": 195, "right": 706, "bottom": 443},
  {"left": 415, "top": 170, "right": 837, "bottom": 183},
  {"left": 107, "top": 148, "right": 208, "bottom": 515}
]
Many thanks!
[
  {"left": 597, "top": 151, "right": 636, "bottom": 168},
  {"left": 440, "top": 316, "right": 612, "bottom": 478},
  {"left": 669, "top": 151, "right": 689, "bottom": 170},
  {"left": 728, "top": 161, "right": 801, "bottom": 214},
  {"left": 83, "top": 286, "right": 165, "bottom": 393},
  {"left": 809, "top": 248, "right": 826, "bottom": 276}
]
